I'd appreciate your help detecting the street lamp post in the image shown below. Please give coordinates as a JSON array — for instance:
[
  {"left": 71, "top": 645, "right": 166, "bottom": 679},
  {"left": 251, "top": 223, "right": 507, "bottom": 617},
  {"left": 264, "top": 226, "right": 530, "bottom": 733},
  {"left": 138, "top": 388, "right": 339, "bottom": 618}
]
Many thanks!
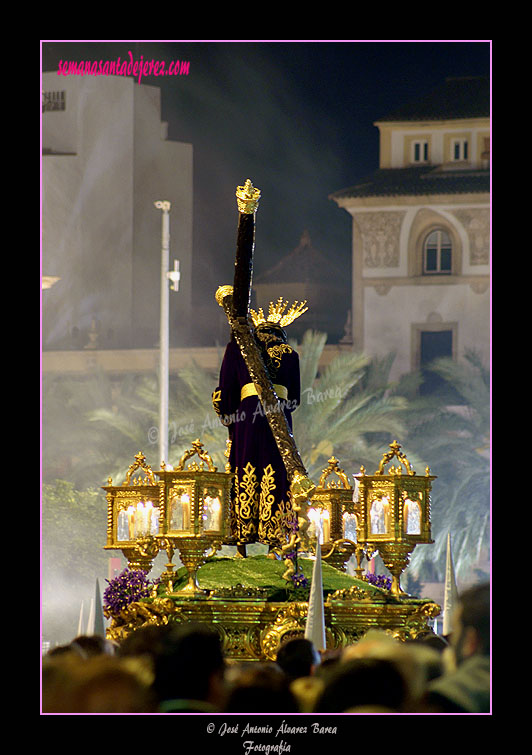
[{"left": 154, "top": 200, "right": 180, "bottom": 468}]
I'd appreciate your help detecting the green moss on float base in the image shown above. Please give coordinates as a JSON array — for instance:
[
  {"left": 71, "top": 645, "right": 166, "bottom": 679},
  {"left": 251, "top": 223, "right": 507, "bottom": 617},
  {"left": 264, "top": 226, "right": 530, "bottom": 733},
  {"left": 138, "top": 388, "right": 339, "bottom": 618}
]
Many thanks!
[{"left": 169, "top": 554, "right": 388, "bottom": 601}]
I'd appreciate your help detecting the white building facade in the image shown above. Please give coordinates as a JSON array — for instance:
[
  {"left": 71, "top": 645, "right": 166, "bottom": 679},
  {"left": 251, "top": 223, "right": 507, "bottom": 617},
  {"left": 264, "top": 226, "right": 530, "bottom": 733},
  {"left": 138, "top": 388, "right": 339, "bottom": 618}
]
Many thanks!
[
  {"left": 42, "top": 73, "right": 193, "bottom": 350},
  {"left": 331, "top": 77, "right": 490, "bottom": 385}
]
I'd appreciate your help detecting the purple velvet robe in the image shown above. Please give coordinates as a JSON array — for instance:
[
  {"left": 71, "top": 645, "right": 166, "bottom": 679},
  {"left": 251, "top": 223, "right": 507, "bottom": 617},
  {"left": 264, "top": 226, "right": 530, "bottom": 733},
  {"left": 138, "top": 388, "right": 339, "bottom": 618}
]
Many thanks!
[{"left": 213, "top": 337, "right": 301, "bottom": 545}]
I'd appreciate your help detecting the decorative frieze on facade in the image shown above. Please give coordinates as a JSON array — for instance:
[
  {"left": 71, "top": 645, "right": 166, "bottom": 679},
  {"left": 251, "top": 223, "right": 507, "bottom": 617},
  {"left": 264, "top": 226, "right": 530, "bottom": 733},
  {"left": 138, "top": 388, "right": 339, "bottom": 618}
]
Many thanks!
[
  {"left": 355, "top": 211, "right": 405, "bottom": 268},
  {"left": 469, "top": 280, "right": 489, "bottom": 294},
  {"left": 373, "top": 284, "right": 392, "bottom": 296},
  {"left": 451, "top": 208, "right": 490, "bottom": 265}
]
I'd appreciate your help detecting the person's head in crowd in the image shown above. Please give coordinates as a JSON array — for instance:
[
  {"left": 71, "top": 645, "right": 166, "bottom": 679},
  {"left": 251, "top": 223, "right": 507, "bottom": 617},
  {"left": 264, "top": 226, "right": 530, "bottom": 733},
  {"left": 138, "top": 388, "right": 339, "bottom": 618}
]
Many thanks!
[
  {"left": 42, "top": 654, "right": 154, "bottom": 713},
  {"left": 289, "top": 675, "right": 325, "bottom": 713},
  {"left": 424, "top": 583, "right": 491, "bottom": 713},
  {"left": 342, "top": 629, "right": 394, "bottom": 660},
  {"left": 117, "top": 624, "right": 174, "bottom": 684},
  {"left": 118, "top": 624, "right": 174, "bottom": 660},
  {"left": 152, "top": 623, "right": 226, "bottom": 712},
  {"left": 46, "top": 644, "right": 77, "bottom": 658},
  {"left": 342, "top": 629, "right": 435, "bottom": 709},
  {"left": 224, "top": 662, "right": 299, "bottom": 713},
  {"left": 69, "top": 656, "right": 155, "bottom": 713},
  {"left": 314, "top": 656, "right": 410, "bottom": 713},
  {"left": 313, "top": 648, "right": 342, "bottom": 680},
  {"left": 408, "top": 632, "right": 449, "bottom": 654},
  {"left": 275, "top": 637, "right": 320, "bottom": 683},
  {"left": 43, "top": 653, "right": 82, "bottom": 712},
  {"left": 451, "top": 582, "right": 490, "bottom": 664},
  {"left": 69, "top": 634, "right": 116, "bottom": 659},
  {"left": 403, "top": 642, "right": 444, "bottom": 684}
]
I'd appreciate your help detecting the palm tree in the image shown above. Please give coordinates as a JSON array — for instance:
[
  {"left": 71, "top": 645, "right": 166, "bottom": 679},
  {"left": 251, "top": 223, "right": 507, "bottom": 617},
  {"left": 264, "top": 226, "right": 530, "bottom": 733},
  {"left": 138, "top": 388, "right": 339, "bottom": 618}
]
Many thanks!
[
  {"left": 400, "top": 349, "right": 490, "bottom": 584},
  {"left": 42, "top": 334, "right": 490, "bottom": 594},
  {"left": 292, "top": 331, "right": 409, "bottom": 480},
  {"left": 42, "top": 358, "right": 232, "bottom": 488},
  {"left": 42, "top": 478, "right": 110, "bottom": 645},
  {"left": 167, "top": 359, "right": 230, "bottom": 469},
  {"left": 43, "top": 332, "right": 412, "bottom": 489},
  {"left": 42, "top": 369, "right": 162, "bottom": 488}
]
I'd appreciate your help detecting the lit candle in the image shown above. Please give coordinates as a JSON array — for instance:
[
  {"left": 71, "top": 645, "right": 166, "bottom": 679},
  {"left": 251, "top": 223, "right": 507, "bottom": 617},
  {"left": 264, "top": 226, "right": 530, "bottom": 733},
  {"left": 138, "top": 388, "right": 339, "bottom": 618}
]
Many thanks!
[
  {"left": 322, "top": 509, "right": 331, "bottom": 543},
  {"left": 308, "top": 507, "right": 329, "bottom": 544},
  {"left": 308, "top": 507, "right": 319, "bottom": 541},
  {"left": 141, "top": 501, "right": 148, "bottom": 536},
  {"left": 144, "top": 501, "right": 153, "bottom": 535},
  {"left": 181, "top": 494, "right": 190, "bottom": 530},
  {"left": 210, "top": 497, "right": 221, "bottom": 530},
  {"left": 136, "top": 502, "right": 145, "bottom": 537},
  {"left": 127, "top": 505, "right": 135, "bottom": 540},
  {"left": 149, "top": 502, "right": 159, "bottom": 534}
]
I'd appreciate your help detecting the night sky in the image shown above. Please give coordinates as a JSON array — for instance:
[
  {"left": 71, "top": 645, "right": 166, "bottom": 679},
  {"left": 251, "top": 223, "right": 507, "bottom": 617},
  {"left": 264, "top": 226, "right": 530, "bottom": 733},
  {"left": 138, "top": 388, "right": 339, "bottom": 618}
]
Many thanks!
[{"left": 41, "top": 40, "right": 491, "bottom": 339}]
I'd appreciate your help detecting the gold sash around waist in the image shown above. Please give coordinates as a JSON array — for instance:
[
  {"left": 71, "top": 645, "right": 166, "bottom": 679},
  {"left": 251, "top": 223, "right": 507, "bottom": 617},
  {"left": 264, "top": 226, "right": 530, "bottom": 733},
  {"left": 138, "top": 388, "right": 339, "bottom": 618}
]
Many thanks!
[{"left": 240, "top": 382, "right": 288, "bottom": 401}]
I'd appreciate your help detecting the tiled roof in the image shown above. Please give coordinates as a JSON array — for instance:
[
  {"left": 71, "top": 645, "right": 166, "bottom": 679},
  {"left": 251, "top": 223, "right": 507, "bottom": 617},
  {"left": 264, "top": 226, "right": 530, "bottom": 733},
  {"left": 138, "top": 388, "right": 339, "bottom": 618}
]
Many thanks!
[
  {"left": 254, "top": 230, "right": 344, "bottom": 284},
  {"left": 376, "top": 76, "right": 490, "bottom": 122},
  {"left": 330, "top": 165, "right": 490, "bottom": 200}
]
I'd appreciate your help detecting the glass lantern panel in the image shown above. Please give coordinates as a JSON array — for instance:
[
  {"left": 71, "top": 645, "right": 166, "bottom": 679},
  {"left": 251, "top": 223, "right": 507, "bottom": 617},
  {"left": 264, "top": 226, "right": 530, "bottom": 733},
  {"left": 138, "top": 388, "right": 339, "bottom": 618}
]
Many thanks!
[
  {"left": 308, "top": 507, "right": 331, "bottom": 544},
  {"left": 150, "top": 503, "right": 159, "bottom": 535},
  {"left": 117, "top": 509, "right": 129, "bottom": 541},
  {"left": 123, "top": 504, "right": 137, "bottom": 540},
  {"left": 169, "top": 492, "right": 192, "bottom": 531},
  {"left": 132, "top": 500, "right": 157, "bottom": 539},
  {"left": 404, "top": 498, "right": 421, "bottom": 535},
  {"left": 369, "top": 496, "right": 390, "bottom": 534},
  {"left": 202, "top": 489, "right": 222, "bottom": 532},
  {"left": 342, "top": 512, "right": 358, "bottom": 542}
]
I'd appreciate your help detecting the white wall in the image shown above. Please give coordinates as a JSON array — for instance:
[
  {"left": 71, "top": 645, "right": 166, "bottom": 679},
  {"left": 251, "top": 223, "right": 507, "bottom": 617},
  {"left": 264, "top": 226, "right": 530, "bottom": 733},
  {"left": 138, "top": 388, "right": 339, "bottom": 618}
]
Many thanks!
[
  {"left": 364, "top": 283, "right": 490, "bottom": 380},
  {"left": 41, "top": 73, "right": 192, "bottom": 349}
]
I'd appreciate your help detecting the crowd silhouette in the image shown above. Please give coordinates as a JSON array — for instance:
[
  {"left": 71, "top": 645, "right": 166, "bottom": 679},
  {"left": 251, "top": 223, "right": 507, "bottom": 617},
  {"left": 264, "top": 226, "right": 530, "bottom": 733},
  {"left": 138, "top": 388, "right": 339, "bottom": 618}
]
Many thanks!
[{"left": 42, "top": 582, "right": 490, "bottom": 715}]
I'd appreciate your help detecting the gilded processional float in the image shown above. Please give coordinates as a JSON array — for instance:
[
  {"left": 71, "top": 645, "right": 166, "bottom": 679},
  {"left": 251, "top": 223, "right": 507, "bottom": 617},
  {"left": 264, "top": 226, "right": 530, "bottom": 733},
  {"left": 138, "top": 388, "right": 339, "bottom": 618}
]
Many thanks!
[{"left": 101, "top": 181, "right": 441, "bottom": 661}]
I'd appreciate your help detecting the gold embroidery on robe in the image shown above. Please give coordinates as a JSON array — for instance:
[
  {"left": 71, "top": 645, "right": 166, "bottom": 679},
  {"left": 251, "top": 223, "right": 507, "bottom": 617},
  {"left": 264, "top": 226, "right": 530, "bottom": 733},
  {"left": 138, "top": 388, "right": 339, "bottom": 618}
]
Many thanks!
[
  {"left": 258, "top": 465, "right": 294, "bottom": 544},
  {"left": 235, "top": 462, "right": 259, "bottom": 541},
  {"left": 258, "top": 464, "right": 276, "bottom": 542},
  {"left": 232, "top": 461, "right": 294, "bottom": 545},
  {"left": 266, "top": 343, "right": 293, "bottom": 370},
  {"left": 212, "top": 389, "right": 222, "bottom": 416},
  {"left": 263, "top": 496, "right": 294, "bottom": 545}
]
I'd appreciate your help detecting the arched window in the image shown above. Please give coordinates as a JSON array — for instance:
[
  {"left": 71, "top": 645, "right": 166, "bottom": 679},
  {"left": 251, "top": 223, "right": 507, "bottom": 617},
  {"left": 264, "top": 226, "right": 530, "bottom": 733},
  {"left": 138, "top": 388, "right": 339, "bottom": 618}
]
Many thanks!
[{"left": 423, "top": 229, "right": 452, "bottom": 275}]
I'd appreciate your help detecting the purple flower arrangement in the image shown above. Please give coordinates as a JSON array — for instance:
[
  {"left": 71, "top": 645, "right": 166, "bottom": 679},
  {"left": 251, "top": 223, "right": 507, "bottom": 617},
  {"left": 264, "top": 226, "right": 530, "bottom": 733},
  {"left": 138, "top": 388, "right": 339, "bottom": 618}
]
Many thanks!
[
  {"left": 290, "top": 572, "right": 309, "bottom": 589},
  {"left": 364, "top": 572, "right": 392, "bottom": 591},
  {"left": 103, "top": 568, "right": 159, "bottom": 614}
]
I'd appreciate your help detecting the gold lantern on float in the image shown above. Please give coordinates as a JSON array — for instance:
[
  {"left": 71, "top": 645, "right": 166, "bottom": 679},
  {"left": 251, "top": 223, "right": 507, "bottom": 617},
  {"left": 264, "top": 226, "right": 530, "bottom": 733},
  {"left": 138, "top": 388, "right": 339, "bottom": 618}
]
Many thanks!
[
  {"left": 354, "top": 441, "right": 435, "bottom": 597},
  {"left": 308, "top": 457, "right": 363, "bottom": 573},
  {"left": 103, "top": 452, "right": 161, "bottom": 573},
  {"left": 156, "top": 439, "right": 233, "bottom": 597}
]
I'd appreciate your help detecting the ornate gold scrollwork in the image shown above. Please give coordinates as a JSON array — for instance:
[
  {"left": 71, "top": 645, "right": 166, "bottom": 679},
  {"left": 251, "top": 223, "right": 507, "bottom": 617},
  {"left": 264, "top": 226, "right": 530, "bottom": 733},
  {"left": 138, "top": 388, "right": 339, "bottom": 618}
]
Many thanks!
[
  {"left": 321, "top": 538, "right": 359, "bottom": 573},
  {"left": 216, "top": 624, "right": 263, "bottom": 660},
  {"left": 376, "top": 441, "right": 415, "bottom": 476},
  {"left": 104, "top": 598, "right": 182, "bottom": 643},
  {"left": 123, "top": 452, "right": 157, "bottom": 486},
  {"left": 235, "top": 179, "right": 261, "bottom": 214},
  {"left": 260, "top": 603, "right": 309, "bottom": 660},
  {"left": 177, "top": 439, "right": 217, "bottom": 472},
  {"left": 328, "top": 585, "right": 379, "bottom": 602},
  {"left": 403, "top": 601, "right": 441, "bottom": 639},
  {"left": 215, "top": 284, "right": 234, "bottom": 308},
  {"left": 318, "top": 457, "right": 351, "bottom": 489}
]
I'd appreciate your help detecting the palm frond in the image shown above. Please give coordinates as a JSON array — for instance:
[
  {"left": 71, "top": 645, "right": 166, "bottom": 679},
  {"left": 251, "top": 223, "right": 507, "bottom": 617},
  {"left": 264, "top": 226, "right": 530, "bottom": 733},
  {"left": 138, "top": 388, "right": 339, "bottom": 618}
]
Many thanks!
[{"left": 294, "top": 330, "right": 328, "bottom": 392}]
